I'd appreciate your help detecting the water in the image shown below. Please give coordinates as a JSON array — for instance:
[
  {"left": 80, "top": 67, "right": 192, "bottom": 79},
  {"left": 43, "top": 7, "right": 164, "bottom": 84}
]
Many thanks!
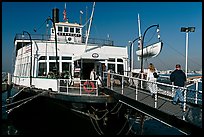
[{"left": 2, "top": 89, "right": 186, "bottom": 135}]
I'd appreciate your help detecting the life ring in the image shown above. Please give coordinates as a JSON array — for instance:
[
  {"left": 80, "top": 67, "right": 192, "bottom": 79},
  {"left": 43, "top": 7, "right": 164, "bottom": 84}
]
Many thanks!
[{"left": 83, "top": 81, "right": 95, "bottom": 93}]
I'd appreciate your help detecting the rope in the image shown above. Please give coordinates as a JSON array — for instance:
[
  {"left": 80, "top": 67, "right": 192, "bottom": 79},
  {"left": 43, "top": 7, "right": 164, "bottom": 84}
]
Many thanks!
[
  {"left": 125, "top": 119, "right": 136, "bottom": 135},
  {"left": 88, "top": 109, "right": 109, "bottom": 121},
  {"left": 116, "top": 115, "right": 128, "bottom": 135},
  {"left": 163, "top": 40, "right": 201, "bottom": 68},
  {"left": 5, "top": 91, "right": 47, "bottom": 114},
  {"left": 144, "top": 28, "right": 157, "bottom": 45},
  {"left": 110, "top": 103, "right": 123, "bottom": 114},
  {"left": 33, "top": 19, "right": 47, "bottom": 32},
  {"left": 9, "top": 87, "right": 27, "bottom": 100},
  {"left": 88, "top": 110, "right": 103, "bottom": 135},
  {"left": 93, "top": 111, "right": 104, "bottom": 135}
]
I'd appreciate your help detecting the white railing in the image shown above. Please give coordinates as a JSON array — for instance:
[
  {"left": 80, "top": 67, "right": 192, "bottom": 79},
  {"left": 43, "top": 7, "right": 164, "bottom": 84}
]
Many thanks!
[
  {"left": 102, "top": 72, "right": 202, "bottom": 110},
  {"left": 57, "top": 79, "right": 98, "bottom": 96}
]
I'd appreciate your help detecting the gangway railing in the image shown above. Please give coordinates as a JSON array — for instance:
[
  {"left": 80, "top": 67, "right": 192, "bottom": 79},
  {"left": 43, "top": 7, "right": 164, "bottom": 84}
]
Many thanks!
[
  {"left": 101, "top": 72, "right": 202, "bottom": 133},
  {"left": 102, "top": 72, "right": 202, "bottom": 111}
]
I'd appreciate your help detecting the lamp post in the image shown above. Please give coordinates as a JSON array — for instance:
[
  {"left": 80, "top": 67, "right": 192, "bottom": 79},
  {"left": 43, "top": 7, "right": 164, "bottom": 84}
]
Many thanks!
[
  {"left": 47, "top": 16, "right": 58, "bottom": 77},
  {"left": 141, "top": 24, "right": 159, "bottom": 73},
  {"left": 180, "top": 27, "right": 195, "bottom": 77},
  {"left": 22, "top": 31, "right": 32, "bottom": 87},
  {"left": 129, "top": 37, "right": 140, "bottom": 77}
]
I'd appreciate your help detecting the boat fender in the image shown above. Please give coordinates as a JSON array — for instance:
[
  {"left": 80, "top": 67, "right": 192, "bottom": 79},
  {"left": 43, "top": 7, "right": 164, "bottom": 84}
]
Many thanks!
[{"left": 83, "top": 81, "right": 95, "bottom": 93}]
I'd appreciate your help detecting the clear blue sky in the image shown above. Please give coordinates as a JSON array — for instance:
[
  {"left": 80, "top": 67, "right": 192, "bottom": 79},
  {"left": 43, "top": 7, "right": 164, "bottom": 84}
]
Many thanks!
[{"left": 2, "top": 2, "right": 202, "bottom": 72}]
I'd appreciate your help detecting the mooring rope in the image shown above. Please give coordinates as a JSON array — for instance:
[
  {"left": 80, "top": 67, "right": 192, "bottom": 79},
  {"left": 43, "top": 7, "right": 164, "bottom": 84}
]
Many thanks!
[
  {"left": 8, "top": 86, "right": 27, "bottom": 100},
  {"left": 5, "top": 91, "right": 47, "bottom": 114},
  {"left": 88, "top": 110, "right": 103, "bottom": 135}
]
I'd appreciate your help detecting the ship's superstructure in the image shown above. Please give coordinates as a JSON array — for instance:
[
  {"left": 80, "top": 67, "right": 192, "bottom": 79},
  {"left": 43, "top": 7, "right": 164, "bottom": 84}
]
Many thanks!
[{"left": 12, "top": 6, "right": 128, "bottom": 91}]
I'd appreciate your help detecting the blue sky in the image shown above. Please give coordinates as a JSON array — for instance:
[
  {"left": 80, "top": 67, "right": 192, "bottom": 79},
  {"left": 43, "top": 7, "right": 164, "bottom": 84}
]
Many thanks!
[{"left": 2, "top": 2, "right": 202, "bottom": 72}]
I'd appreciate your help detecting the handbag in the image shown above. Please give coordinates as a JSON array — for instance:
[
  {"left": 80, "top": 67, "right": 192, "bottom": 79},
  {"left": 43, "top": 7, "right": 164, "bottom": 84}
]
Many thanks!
[{"left": 153, "top": 72, "right": 159, "bottom": 78}]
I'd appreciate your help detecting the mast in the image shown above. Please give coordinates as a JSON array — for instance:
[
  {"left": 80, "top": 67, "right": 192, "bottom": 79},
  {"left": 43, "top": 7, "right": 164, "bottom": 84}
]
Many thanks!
[
  {"left": 63, "top": 3, "right": 67, "bottom": 22},
  {"left": 138, "top": 14, "right": 142, "bottom": 39},
  {"left": 84, "top": 2, "right": 95, "bottom": 52},
  {"left": 86, "top": 6, "right": 88, "bottom": 37},
  {"left": 137, "top": 14, "right": 142, "bottom": 61}
]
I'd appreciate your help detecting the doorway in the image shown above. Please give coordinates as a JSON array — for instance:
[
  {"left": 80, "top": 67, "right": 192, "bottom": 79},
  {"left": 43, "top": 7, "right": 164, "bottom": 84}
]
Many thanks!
[{"left": 82, "top": 62, "right": 94, "bottom": 80}]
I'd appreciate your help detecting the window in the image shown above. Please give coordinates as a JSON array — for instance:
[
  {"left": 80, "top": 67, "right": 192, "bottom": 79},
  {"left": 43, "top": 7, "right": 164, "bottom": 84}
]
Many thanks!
[
  {"left": 117, "top": 58, "right": 123, "bottom": 62},
  {"left": 49, "top": 62, "right": 59, "bottom": 73},
  {"left": 49, "top": 56, "right": 59, "bottom": 60},
  {"left": 108, "top": 58, "right": 115, "bottom": 62},
  {"left": 70, "top": 27, "right": 74, "bottom": 33},
  {"left": 38, "top": 62, "right": 47, "bottom": 76},
  {"left": 58, "top": 26, "right": 62, "bottom": 32},
  {"left": 117, "top": 64, "right": 124, "bottom": 75},
  {"left": 39, "top": 56, "right": 47, "bottom": 60},
  {"left": 64, "top": 27, "right": 69, "bottom": 32},
  {"left": 62, "top": 56, "right": 72, "bottom": 60},
  {"left": 62, "top": 62, "right": 72, "bottom": 72},
  {"left": 108, "top": 64, "right": 115, "bottom": 72},
  {"left": 76, "top": 28, "right": 80, "bottom": 33}
]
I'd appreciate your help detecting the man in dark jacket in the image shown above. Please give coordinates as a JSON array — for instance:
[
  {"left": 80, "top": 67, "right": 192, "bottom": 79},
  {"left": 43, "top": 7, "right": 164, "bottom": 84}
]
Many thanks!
[{"left": 170, "top": 64, "right": 186, "bottom": 109}]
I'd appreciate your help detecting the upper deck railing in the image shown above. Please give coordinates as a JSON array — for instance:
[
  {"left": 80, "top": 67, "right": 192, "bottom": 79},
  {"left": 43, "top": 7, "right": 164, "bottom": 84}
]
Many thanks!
[{"left": 14, "top": 34, "right": 114, "bottom": 46}]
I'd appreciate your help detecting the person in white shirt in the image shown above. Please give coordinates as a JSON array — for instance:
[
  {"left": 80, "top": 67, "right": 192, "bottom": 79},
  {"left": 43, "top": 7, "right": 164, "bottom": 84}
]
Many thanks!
[
  {"left": 90, "top": 69, "right": 96, "bottom": 80},
  {"left": 146, "top": 63, "right": 158, "bottom": 97}
]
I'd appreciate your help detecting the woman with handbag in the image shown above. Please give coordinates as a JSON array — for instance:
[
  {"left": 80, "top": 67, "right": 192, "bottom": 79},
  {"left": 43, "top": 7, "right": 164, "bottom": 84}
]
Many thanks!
[{"left": 146, "top": 63, "right": 158, "bottom": 98}]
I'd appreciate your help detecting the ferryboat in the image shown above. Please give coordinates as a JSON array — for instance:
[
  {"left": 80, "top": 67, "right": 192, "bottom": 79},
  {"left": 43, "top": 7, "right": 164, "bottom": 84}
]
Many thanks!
[{"left": 9, "top": 2, "right": 136, "bottom": 135}]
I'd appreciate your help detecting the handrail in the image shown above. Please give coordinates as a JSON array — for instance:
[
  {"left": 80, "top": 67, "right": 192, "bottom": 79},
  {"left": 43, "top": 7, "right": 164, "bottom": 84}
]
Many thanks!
[{"left": 57, "top": 79, "right": 99, "bottom": 96}]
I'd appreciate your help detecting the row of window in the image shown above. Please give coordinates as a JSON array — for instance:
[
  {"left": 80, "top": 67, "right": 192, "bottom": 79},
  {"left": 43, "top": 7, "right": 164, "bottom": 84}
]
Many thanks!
[
  {"left": 15, "top": 63, "right": 31, "bottom": 77},
  {"left": 39, "top": 56, "right": 123, "bottom": 62},
  {"left": 38, "top": 62, "right": 72, "bottom": 76},
  {"left": 52, "top": 26, "right": 81, "bottom": 34},
  {"left": 57, "top": 33, "right": 81, "bottom": 37},
  {"left": 39, "top": 56, "right": 72, "bottom": 60}
]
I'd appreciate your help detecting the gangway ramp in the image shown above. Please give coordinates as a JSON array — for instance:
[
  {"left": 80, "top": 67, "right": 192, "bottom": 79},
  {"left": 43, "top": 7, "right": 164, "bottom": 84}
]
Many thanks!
[
  {"left": 102, "top": 72, "right": 202, "bottom": 135},
  {"left": 103, "top": 86, "right": 202, "bottom": 135}
]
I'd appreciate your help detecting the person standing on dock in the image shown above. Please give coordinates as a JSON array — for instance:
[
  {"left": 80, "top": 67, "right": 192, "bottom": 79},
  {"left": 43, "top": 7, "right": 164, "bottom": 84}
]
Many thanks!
[
  {"left": 170, "top": 64, "right": 186, "bottom": 109},
  {"left": 146, "top": 63, "right": 158, "bottom": 98}
]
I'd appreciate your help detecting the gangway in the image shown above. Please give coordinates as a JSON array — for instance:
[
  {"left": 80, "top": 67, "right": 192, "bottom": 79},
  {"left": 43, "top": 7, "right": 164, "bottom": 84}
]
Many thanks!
[{"left": 102, "top": 72, "right": 202, "bottom": 135}]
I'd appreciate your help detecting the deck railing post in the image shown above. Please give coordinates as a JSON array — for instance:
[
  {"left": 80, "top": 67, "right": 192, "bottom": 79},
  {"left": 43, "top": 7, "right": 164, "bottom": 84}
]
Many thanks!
[
  {"left": 67, "top": 79, "right": 69, "bottom": 94},
  {"left": 111, "top": 74, "right": 113, "bottom": 90},
  {"left": 183, "top": 87, "right": 187, "bottom": 112},
  {"left": 195, "top": 80, "right": 198, "bottom": 104},
  {"left": 80, "top": 80, "right": 82, "bottom": 95},
  {"left": 58, "top": 79, "right": 60, "bottom": 93},
  {"left": 107, "top": 71, "right": 110, "bottom": 88},
  {"left": 96, "top": 81, "right": 98, "bottom": 96},
  {"left": 122, "top": 75, "right": 124, "bottom": 94},
  {"left": 141, "top": 73, "right": 143, "bottom": 89},
  {"left": 171, "top": 85, "right": 174, "bottom": 97},
  {"left": 154, "top": 81, "right": 157, "bottom": 108},
  {"left": 135, "top": 78, "right": 138, "bottom": 100}
]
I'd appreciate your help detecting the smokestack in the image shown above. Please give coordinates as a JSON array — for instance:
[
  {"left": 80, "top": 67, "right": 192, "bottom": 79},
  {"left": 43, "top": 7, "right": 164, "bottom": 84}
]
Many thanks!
[{"left": 52, "top": 8, "right": 59, "bottom": 23}]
